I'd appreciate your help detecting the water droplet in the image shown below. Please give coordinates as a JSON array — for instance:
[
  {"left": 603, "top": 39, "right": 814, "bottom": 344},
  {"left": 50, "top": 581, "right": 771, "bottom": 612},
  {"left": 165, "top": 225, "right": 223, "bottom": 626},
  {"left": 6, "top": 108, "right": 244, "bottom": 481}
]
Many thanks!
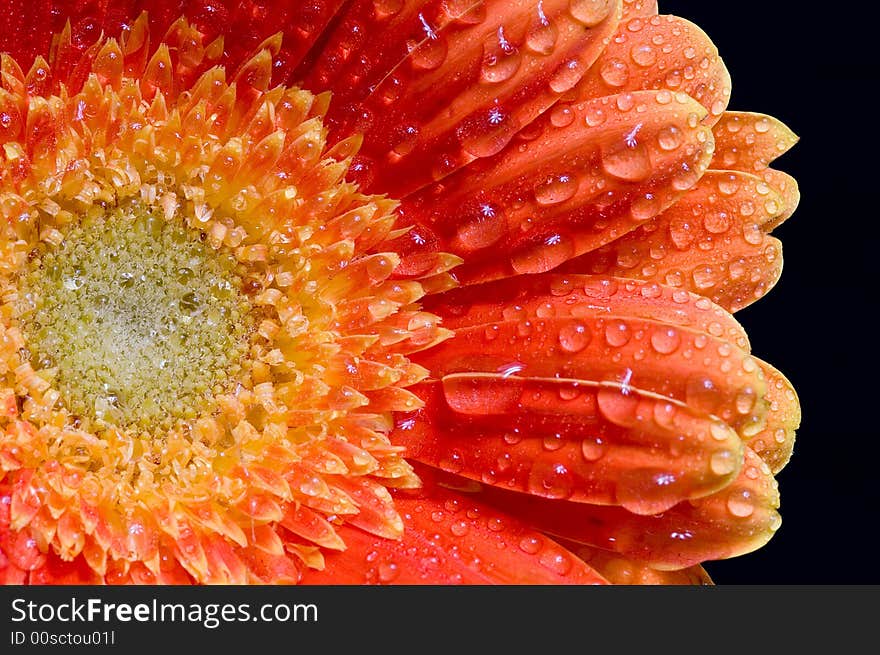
[
  {"left": 409, "top": 31, "right": 447, "bottom": 70},
  {"left": 458, "top": 106, "right": 521, "bottom": 158},
  {"left": 450, "top": 520, "right": 469, "bottom": 537},
  {"left": 539, "top": 550, "right": 573, "bottom": 576},
  {"left": 604, "top": 319, "right": 631, "bottom": 347},
  {"left": 657, "top": 125, "right": 682, "bottom": 151},
  {"left": 549, "top": 58, "right": 584, "bottom": 93},
  {"left": 581, "top": 436, "right": 606, "bottom": 461},
  {"left": 710, "top": 449, "right": 738, "bottom": 476},
  {"left": 439, "top": 450, "right": 464, "bottom": 473},
  {"left": 597, "top": 386, "right": 639, "bottom": 427},
  {"left": 630, "top": 44, "right": 656, "bottom": 67},
  {"left": 726, "top": 489, "right": 755, "bottom": 517},
  {"left": 569, "top": 0, "right": 613, "bottom": 26},
  {"left": 510, "top": 233, "right": 574, "bottom": 274},
  {"left": 373, "top": 0, "right": 403, "bottom": 18},
  {"left": 735, "top": 388, "right": 757, "bottom": 414},
  {"left": 631, "top": 193, "right": 660, "bottom": 221},
  {"left": 602, "top": 140, "right": 652, "bottom": 182},
  {"left": 691, "top": 265, "right": 718, "bottom": 290},
  {"left": 703, "top": 210, "right": 730, "bottom": 234},
  {"left": 534, "top": 173, "right": 578, "bottom": 205},
  {"left": 543, "top": 433, "right": 564, "bottom": 451},
  {"left": 584, "top": 105, "right": 607, "bottom": 127},
  {"left": 650, "top": 327, "right": 680, "bottom": 354},
  {"left": 481, "top": 28, "right": 521, "bottom": 84},
  {"left": 526, "top": 11, "right": 558, "bottom": 55},
  {"left": 378, "top": 561, "right": 400, "bottom": 582},
  {"left": 600, "top": 58, "right": 629, "bottom": 87},
  {"left": 550, "top": 104, "right": 574, "bottom": 128},
  {"left": 527, "top": 460, "right": 574, "bottom": 499},
  {"left": 519, "top": 536, "right": 542, "bottom": 554}
]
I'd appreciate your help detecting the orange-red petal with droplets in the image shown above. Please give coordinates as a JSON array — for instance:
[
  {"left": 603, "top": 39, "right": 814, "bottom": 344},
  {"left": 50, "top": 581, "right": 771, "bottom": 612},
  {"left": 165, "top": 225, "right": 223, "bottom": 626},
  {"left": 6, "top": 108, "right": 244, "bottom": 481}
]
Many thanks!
[
  {"left": 567, "top": 541, "right": 713, "bottom": 584},
  {"left": 392, "top": 90, "right": 713, "bottom": 284},
  {"left": 392, "top": 379, "right": 743, "bottom": 514},
  {"left": 747, "top": 360, "right": 800, "bottom": 474},
  {"left": 27, "top": 549, "right": 103, "bottom": 585},
  {"left": 711, "top": 111, "right": 798, "bottom": 174},
  {"left": 414, "top": 305, "right": 768, "bottom": 439},
  {"left": 299, "top": 474, "right": 608, "bottom": 584},
  {"left": 478, "top": 446, "right": 779, "bottom": 569},
  {"left": 569, "top": 14, "right": 730, "bottom": 122},
  {"left": 622, "top": 0, "right": 657, "bottom": 19},
  {"left": 559, "top": 170, "right": 787, "bottom": 311},
  {"left": 306, "top": 0, "right": 623, "bottom": 196},
  {"left": 424, "top": 273, "right": 751, "bottom": 352}
]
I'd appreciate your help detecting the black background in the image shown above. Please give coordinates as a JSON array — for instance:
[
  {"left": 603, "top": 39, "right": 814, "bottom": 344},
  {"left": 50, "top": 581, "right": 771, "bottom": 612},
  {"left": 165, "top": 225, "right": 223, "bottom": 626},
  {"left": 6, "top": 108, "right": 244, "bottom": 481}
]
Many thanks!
[{"left": 659, "top": 1, "right": 879, "bottom": 584}]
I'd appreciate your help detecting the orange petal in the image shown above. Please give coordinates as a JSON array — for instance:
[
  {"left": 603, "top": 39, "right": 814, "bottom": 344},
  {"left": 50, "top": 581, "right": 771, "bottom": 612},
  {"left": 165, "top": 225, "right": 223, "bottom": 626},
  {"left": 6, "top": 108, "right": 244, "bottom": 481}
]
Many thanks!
[
  {"left": 394, "top": 90, "right": 713, "bottom": 284},
  {"left": 622, "top": 0, "right": 658, "bottom": 19},
  {"left": 393, "top": 379, "right": 743, "bottom": 514},
  {"left": 27, "top": 549, "right": 103, "bottom": 585},
  {"left": 476, "top": 446, "right": 779, "bottom": 569},
  {"left": 300, "top": 473, "right": 608, "bottom": 584},
  {"left": 559, "top": 170, "right": 787, "bottom": 311},
  {"left": 305, "top": 0, "right": 623, "bottom": 196},
  {"left": 711, "top": 111, "right": 798, "bottom": 173},
  {"left": 571, "top": 14, "right": 730, "bottom": 121},
  {"left": 415, "top": 301, "right": 769, "bottom": 438},
  {"left": 567, "top": 541, "right": 713, "bottom": 584},
  {"left": 424, "top": 273, "right": 750, "bottom": 351},
  {"left": 747, "top": 360, "right": 800, "bottom": 474},
  {"left": 759, "top": 168, "right": 800, "bottom": 231}
]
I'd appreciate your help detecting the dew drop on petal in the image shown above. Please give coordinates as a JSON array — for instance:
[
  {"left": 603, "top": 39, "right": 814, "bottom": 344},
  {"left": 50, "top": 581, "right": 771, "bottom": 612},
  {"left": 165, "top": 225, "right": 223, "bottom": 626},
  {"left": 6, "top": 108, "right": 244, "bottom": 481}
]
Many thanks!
[
  {"left": 534, "top": 173, "right": 578, "bottom": 205},
  {"left": 727, "top": 489, "right": 755, "bottom": 517},
  {"left": 569, "top": 0, "right": 614, "bottom": 27},
  {"left": 581, "top": 436, "right": 606, "bottom": 461},
  {"left": 602, "top": 141, "right": 652, "bottom": 182},
  {"left": 710, "top": 449, "right": 739, "bottom": 476},
  {"left": 650, "top": 328, "right": 681, "bottom": 354}
]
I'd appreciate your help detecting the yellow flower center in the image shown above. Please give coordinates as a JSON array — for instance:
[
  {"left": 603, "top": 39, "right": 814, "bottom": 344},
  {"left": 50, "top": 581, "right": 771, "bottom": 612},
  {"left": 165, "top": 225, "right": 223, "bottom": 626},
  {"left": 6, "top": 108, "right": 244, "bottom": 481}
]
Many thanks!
[{"left": 18, "top": 201, "right": 253, "bottom": 431}]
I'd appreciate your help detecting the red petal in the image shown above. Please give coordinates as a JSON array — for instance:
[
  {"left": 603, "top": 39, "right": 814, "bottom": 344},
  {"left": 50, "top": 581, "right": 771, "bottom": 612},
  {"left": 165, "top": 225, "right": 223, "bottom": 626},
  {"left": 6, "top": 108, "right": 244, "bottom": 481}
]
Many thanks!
[
  {"left": 393, "top": 379, "right": 743, "bottom": 514},
  {"left": 0, "top": 0, "right": 52, "bottom": 66},
  {"left": 415, "top": 301, "right": 769, "bottom": 439},
  {"left": 304, "top": 0, "right": 623, "bottom": 196},
  {"left": 476, "top": 446, "right": 779, "bottom": 569},
  {"left": 569, "top": 14, "right": 730, "bottom": 121},
  {"left": 424, "top": 273, "right": 750, "bottom": 351},
  {"left": 300, "top": 473, "right": 607, "bottom": 584},
  {"left": 565, "top": 541, "right": 713, "bottom": 584},
  {"left": 393, "top": 90, "right": 713, "bottom": 284},
  {"left": 559, "top": 170, "right": 788, "bottom": 311},
  {"left": 28, "top": 549, "right": 102, "bottom": 585}
]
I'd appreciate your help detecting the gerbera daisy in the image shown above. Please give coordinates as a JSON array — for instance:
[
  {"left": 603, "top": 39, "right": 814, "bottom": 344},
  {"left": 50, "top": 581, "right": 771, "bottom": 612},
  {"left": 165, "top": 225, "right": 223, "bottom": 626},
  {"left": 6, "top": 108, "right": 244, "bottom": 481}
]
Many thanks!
[{"left": 0, "top": 0, "right": 799, "bottom": 585}]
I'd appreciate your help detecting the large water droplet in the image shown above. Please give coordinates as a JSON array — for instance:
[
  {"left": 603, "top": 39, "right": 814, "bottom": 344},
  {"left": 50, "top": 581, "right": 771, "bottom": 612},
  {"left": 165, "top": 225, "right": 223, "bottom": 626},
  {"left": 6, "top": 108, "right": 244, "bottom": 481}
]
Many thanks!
[
  {"left": 726, "top": 488, "right": 755, "bottom": 517},
  {"left": 528, "top": 460, "right": 575, "bottom": 499},
  {"left": 569, "top": 0, "right": 613, "bottom": 26},
  {"left": 510, "top": 233, "right": 575, "bottom": 274},
  {"left": 458, "top": 106, "right": 521, "bottom": 158},
  {"left": 481, "top": 28, "right": 522, "bottom": 84},
  {"left": 599, "top": 58, "right": 629, "bottom": 87},
  {"left": 534, "top": 173, "right": 578, "bottom": 205},
  {"left": 650, "top": 327, "right": 680, "bottom": 354},
  {"left": 601, "top": 140, "right": 652, "bottom": 182},
  {"left": 558, "top": 320, "right": 591, "bottom": 353}
]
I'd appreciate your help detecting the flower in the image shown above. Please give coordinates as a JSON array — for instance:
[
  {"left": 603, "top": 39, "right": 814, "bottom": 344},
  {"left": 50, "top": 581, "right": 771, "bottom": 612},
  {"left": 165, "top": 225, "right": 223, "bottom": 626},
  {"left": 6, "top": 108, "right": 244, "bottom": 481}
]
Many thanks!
[{"left": 0, "top": 0, "right": 800, "bottom": 585}]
